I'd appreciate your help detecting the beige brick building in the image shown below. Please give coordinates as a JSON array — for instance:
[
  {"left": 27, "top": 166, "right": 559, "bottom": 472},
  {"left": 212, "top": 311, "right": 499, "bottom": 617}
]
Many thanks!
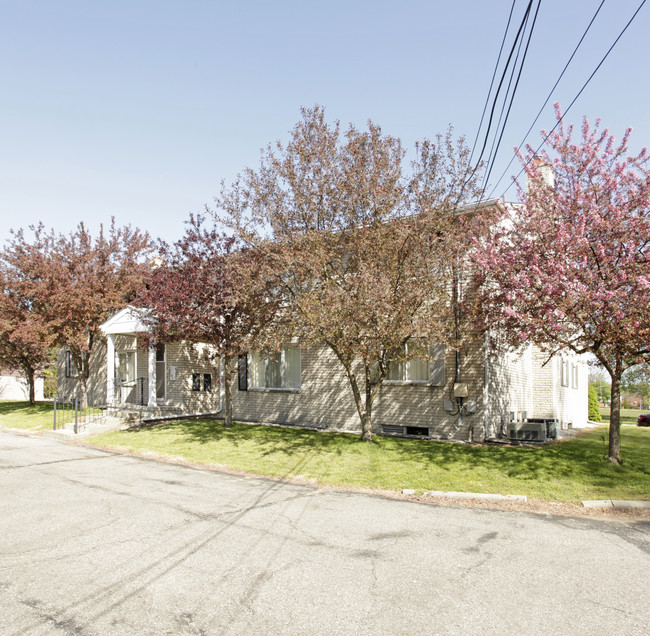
[{"left": 57, "top": 306, "right": 588, "bottom": 442}]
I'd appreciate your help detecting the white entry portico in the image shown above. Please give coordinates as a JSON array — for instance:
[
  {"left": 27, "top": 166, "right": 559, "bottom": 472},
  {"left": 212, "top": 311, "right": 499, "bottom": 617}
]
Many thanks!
[{"left": 100, "top": 306, "right": 159, "bottom": 408}]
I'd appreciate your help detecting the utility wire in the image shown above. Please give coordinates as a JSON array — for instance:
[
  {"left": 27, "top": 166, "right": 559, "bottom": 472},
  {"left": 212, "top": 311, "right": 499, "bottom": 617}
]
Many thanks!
[
  {"left": 467, "top": 0, "right": 517, "bottom": 170},
  {"left": 486, "top": 0, "right": 606, "bottom": 199},
  {"left": 459, "top": 0, "right": 533, "bottom": 205},
  {"left": 499, "top": 0, "right": 647, "bottom": 198},
  {"left": 472, "top": 0, "right": 534, "bottom": 172},
  {"left": 482, "top": 6, "right": 531, "bottom": 185},
  {"left": 481, "top": 0, "right": 541, "bottom": 194},
  {"left": 480, "top": 0, "right": 542, "bottom": 195}
]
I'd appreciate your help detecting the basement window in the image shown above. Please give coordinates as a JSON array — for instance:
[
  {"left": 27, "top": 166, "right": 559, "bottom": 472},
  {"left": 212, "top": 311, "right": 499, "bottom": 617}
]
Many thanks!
[{"left": 405, "top": 426, "right": 429, "bottom": 436}]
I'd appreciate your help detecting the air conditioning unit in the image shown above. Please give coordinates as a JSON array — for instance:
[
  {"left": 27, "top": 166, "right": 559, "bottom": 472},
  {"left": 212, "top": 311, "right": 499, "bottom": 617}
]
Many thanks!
[
  {"left": 508, "top": 421, "right": 546, "bottom": 442},
  {"left": 526, "top": 418, "right": 558, "bottom": 439}
]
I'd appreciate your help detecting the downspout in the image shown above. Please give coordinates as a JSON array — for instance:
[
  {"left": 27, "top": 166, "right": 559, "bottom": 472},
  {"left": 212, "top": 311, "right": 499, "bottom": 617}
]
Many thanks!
[
  {"left": 455, "top": 349, "right": 463, "bottom": 431},
  {"left": 483, "top": 330, "right": 490, "bottom": 439},
  {"left": 452, "top": 265, "right": 463, "bottom": 432}
]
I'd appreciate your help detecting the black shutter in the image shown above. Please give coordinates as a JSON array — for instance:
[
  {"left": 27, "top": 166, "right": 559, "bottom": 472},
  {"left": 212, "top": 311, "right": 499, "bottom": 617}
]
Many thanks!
[
  {"left": 65, "top": 351, "right": 71, "bottom": 378},
  {"left": 238, "top": 354, "right": 248, "bottom": 391}
]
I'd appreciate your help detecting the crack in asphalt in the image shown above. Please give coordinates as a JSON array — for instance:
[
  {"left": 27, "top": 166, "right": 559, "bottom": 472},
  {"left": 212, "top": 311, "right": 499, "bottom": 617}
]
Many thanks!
[
  {"left": 12, "top": 596, "right": 89, "bottom": 636},
  {"left": 0, "top": 454, "right": 113, "bottom": 471}
]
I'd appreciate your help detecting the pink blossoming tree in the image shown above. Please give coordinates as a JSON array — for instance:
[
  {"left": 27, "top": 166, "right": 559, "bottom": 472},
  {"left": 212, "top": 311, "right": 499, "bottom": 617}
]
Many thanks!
[{"left": 475, "top": 105, "right": 650, "bottom": 463}]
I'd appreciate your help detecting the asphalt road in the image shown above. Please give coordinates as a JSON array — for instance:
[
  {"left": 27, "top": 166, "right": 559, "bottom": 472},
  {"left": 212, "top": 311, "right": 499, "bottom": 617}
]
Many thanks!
[{"left": 0, "top": 431, "right": 648, "bottom": 635}]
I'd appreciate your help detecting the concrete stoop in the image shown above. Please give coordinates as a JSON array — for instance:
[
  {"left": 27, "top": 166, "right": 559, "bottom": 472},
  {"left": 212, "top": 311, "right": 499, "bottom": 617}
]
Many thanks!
[
  {"left": 44, "top": 415, "right": 126, "bottom": 440},
  {"left": 106, "top": 405, "right": 185, "bottom": 424}
]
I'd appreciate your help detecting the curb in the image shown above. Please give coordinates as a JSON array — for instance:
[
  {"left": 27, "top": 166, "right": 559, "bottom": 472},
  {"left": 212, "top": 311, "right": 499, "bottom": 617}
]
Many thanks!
[
  {"left": 403, "top": 489, "right": 527, "bottom": 502},
  {"left": 42, "top": 429, "right": 79, "bottom": 440},
  {"left": 582, "top": 500, "right": 650, "bottom": 509}
]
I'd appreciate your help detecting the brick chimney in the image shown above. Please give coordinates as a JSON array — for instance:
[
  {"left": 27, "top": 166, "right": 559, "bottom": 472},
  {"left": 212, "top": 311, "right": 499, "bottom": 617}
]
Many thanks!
[{"left": 527, "top": 155, "right": 555, "bottom": 191}]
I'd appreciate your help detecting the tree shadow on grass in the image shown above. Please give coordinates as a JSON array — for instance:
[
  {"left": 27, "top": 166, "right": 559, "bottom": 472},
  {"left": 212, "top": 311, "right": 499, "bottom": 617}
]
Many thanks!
[
  {"left": 384, "top": 427, "right": 650, "bottom": 494},
  {"left": 0, "top": 400, "right": 54, "bottom": 430},
  {"left": 0, "top": 400, "right": 52, "bottom": 416},
  {"left": 127, "top": 418, "right": 356, "bottom": 455},
  {"left": 121, "top": 419, "right": 650, "bottom": 497}
]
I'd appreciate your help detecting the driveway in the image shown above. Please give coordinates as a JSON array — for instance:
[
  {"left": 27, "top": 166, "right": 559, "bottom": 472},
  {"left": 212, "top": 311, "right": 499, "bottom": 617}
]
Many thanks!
[{"left": 0, "top": 431, "right": 648, "bottom": 635}]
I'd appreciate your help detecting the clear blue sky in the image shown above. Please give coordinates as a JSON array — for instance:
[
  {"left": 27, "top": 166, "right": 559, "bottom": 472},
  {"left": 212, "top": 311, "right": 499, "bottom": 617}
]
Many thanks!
[{"left": 1, "top": 0, "right": 648, "bottom": 245}]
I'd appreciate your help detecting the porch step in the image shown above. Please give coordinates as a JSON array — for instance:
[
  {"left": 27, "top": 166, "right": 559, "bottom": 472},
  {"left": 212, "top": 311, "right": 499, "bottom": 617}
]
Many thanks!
[
  {"left": 106, "top": 405, "right": 185, "bottom": 424},
  {"left": 45, "top": 416, "right": 125, "bottom": 440}
]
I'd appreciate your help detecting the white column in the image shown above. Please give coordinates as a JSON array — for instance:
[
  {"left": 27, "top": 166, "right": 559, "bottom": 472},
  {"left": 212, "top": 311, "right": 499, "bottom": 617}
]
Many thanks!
[
  {"left": 106, "top": 334, "right": 115, "bottom": 404},
  {"left": 148, "top": 345, "right": 157, "bottom": 407}
]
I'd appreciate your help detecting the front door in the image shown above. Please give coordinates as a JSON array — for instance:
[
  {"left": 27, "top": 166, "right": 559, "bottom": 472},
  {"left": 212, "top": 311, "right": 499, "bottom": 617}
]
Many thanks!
[
  {"left": 116, "top": 351, "right": 136, "bottom": 403},
  {"left": 155, "top": 345, "right": 166, "bottom": 401}
]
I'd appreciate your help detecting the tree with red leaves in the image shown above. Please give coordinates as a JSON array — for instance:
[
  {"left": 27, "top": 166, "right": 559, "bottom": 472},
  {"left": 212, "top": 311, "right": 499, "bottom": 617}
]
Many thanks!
[
  {"left": 475, "top": 105, "right": 650, "bottom": 463},
  {"left": 138, "top": 215, "right": 278, "bottom": 427},
  {"left": 0, "top": 268, "right": 54, "bottom": 404},
  {"left": 217, "top": 106, "right": 485, "bottom": 441},
  {"left": 1, "top": 221, "right": 153, "bottom": 407}
]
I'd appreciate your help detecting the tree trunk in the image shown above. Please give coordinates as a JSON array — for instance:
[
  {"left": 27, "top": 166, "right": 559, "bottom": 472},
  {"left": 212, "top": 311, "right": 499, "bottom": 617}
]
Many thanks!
[
  {"left": 361, "top": 367, "right": 376, "bottom": 442},
  {"left": 79, "top": 374, "right": 88, "bottom": 409},
  {"left": 361, "top": 410, "right": 373, "bottom": 442},
  {"left": 608, "top": 365, "right": 622, "bottom": 464},
  {"left": 326, "top": 344, "right": 383, "bottom": 442},
  {"left": 223, "top": 354, "right": 233, "bottom": 427},
  {"left": 340, "top": 357, "right": 373, "bottom": 441},
  {"left": 22, "top": 364, "right": 36, "bottom": 405}
]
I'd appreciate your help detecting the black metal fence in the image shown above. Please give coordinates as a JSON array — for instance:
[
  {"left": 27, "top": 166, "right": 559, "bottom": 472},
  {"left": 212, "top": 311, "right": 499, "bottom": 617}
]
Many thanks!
[
  {"left": 52, "top": 397, "right": 107, "bottom": 433},
  {"left": 53, "top": 377, "right": 152, "bottom": 432}
]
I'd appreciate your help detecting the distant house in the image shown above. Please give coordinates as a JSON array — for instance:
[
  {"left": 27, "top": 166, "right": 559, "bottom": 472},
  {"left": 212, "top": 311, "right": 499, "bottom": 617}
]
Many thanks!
[
  {"left": 0, "top": 368, "right": 44, "bottom": 401},
  {"left": 623, "top": 394, "right": 646, "bottom": 409},
  {"left": 57, "top": 306, "right": 588, "bottom": 442}
]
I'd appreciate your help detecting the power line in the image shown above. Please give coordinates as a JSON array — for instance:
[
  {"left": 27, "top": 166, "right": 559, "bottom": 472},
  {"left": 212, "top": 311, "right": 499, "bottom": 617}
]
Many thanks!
[
  {"left": 486, "top": 0, "right": 606, "bottom": 199},
  {"left": 482, "top": 5, "right": 532, "bottom": 187},
  {"left": 499, "top": 0, "right": 647, "bottom": 199},
  {"left": 472, "top": 0, "right": 534, "bottom": 172},
  {"left": 459, "top": 0, "right": 534, "bottom": 204},
  {"left": 480, "top": 0, "right": 542, "bottom": 195},
  {"left": 468, "top": 0, "right": 517, "bottom": 170}
]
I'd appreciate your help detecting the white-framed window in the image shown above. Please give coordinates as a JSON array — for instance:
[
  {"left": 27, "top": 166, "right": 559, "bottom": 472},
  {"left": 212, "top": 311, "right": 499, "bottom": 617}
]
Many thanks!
[
  {"left": 250, "top": 345, "right": 301, "bottom": 389},
  {"left": 571, "top": 363, "right": 578, "bottom": 389},
  {"left": 116, "top": 351, "right": 136, "bottom": 383},
  {"left": 560, "top": 358, "right": 569, "bottom": 387},
  {"left": 386, "top": 341, "right": 445, "bottom": 386}
]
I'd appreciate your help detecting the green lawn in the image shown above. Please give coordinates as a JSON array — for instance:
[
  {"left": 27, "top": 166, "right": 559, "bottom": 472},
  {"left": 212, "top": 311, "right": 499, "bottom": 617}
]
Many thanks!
[
  {"left": 598, "top": 407, "right": 645, "bottom": 426},
  {"left": 3, "top": 401, "right": 647, "bottom": 503},
  {"left": 0, "top": 401, "right": 54, "bottom": 430},
  {"left": 89, "top": 419, "right": 650, "bottom": 503},
  {"left": 0, "top": 400, "right": 101, "bottom": 430}
]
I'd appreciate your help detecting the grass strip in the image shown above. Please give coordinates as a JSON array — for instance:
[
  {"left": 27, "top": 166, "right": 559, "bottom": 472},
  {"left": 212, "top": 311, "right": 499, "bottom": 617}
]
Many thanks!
[
  {"left": 0, "top": 401, "right": 54, "bottom": 430},
  {"left": 89, "top": 419, "right": 650, "bottom": 503}
]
